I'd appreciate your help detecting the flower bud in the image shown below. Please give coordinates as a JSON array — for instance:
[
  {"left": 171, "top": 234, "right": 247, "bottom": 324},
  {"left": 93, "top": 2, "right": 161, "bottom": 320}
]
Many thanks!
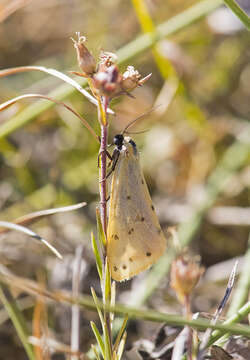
[
  {"left": 170, "top": 254, "right": 205, "bottom": 304},
  {"left": 72, "top": 33, "right": 96, "bottom": 77}
]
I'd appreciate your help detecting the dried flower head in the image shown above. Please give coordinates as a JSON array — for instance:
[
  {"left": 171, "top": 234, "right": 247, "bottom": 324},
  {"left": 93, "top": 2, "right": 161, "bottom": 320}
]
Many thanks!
[
  {"left": 92, "top": 64, "right": 123, "bottom": 98},
  {"left": 71, "top": 33, "right": 96, "bottom": 77},
  {"left": 170, "top": 253, "right": 205, "bottom": 304},
  {"left": 121, "top": 66, "right": 152, "bottom": 92},
  {"left": 98, "top": 51, "right": 118, "bottom": 72}
]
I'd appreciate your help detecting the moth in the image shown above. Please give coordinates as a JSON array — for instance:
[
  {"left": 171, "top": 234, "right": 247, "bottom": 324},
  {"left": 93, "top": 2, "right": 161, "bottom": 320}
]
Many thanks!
[{"left": 107, "top": 134, "right": 166, "bottom": 281}]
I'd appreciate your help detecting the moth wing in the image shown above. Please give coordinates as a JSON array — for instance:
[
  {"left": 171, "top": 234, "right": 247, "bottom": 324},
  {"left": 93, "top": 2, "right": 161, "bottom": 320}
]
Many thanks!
[{"left": 107, "top": 144, "right": 166, "bottom": 281}]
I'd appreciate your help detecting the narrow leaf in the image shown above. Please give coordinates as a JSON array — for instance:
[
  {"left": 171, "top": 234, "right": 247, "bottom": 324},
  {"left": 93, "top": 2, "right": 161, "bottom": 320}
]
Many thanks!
[
  {"left": 0, "top": 202, "right": 86, "bottom": 235},
  {"left": 91, "top": 232, "right": 103, "bottom": 280},
  {"left": 90, "top": 321, "right": 105, "bottom": 358},
  {"left": 91, "top": 344, "right": 102, "bottom": 360},
  {"left": 91, "top": 287, "right": 104, "bottom": 326},
  {"left": 114, "top": 314, "right": 128, "bottom": 353},
  {"left": 96, "top": 207, "right": 106, "bottom": 248},
  {"left": 104, "top": 258, "right": 111, "bottom": 305},
  {"left": 0, "top": 221, "right": 62, "bottom": 259},
  {"left": 117, "top": 331, "right": 127, "bottom": 360}
]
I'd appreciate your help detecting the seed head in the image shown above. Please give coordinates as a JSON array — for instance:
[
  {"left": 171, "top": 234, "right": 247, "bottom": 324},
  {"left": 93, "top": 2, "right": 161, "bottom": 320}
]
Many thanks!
[
  {"left": 170, "top": 254, "right": 205, "bottom": 304},
  {"left": 71, "top": 33, "right": 96, "bottom": 77}
]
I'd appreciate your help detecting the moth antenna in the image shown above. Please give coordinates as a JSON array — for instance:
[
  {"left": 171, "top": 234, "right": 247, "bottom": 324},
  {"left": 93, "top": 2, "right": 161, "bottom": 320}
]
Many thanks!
[
  {"left": 121, "top": 105, "right": 162, "bottom": 135},
  {"left": 125, "top": 129, "right": 149, "bottom": 135}
]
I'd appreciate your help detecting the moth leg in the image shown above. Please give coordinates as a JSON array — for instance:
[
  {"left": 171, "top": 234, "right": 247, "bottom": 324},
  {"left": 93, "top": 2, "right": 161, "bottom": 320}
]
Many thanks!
[
  {"left": 99, "top": 149, "right": 120, "bottom": 183},
  {"left": 98, "top": 149, "right": 112, "bottom": 168},
  {"left": 106, "top": 149, "right": 120, "bottom": 178}
]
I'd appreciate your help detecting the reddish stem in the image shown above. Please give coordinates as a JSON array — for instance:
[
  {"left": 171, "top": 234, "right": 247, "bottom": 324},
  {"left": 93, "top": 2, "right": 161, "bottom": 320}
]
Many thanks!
[
  {"left": 99, "top": 96, "right": 109, "bottom": 239},
  {"left": 100, "top": 124, "right": 108, "bottom": 236}
]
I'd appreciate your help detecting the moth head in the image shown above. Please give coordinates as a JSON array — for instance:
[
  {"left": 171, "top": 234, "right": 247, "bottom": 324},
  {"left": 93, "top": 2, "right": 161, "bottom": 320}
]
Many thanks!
[{"left": 113, "top": 134, "right": 124, "bottom": 150}]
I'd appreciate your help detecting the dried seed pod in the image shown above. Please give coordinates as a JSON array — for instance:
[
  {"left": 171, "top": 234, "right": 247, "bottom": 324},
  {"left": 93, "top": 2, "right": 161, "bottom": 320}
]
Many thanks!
[
  {"left": 170, "top": 253, "right": 205, "bottom": 303},
  {"left": 72, "top": 33, "right": 96, "bottom": 77}
]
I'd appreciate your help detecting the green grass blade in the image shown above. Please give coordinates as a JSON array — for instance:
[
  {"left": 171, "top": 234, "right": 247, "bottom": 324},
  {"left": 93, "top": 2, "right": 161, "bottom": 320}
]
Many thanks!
[
  {"left": 0, "top": 284, "right": 35, "bottom": 360},
  {"left": 90, "top": 321, "right": 105, "bottom": 358},
  {"left": 223, "top": 0, "right": 250, "bottom": 29}
]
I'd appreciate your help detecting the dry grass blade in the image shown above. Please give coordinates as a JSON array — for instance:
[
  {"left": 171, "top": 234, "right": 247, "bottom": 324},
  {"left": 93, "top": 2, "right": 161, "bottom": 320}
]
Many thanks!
[
  {"left": 198, "top": 261, "right": 238, "bottom": 358},
  {"left": 0, "top": 66, "right": 114, "bottom": 114},
  {"left": 32, "top": 271, "right": 50, "bottom": 360},
  {"left": 29, "top": 336, "right": 84, "bottom": 357},
  {"left": 0, "top": 93, "right": 98, "bottom": 141},
  {"left": 0, "top": 202, "right": 87, "bottom": 234},
  {"left": 0, "top": 265, "right": 249, "bottom": 337},
  {"left": 0, "top": 221, "right": 62, "bottom": 259}
]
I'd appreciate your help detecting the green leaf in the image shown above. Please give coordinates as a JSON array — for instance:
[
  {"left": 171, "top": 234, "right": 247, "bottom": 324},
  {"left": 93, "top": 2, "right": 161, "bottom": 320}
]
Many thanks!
[
  {"left": 104, "top": 258, "right": 111, "bottom": 305},
  {"left": 96, "top": 207, "right": 106, "bottom": 248},
  {"left": 90, "top": 321, "right": 105, "bottom": 358},
  {"left": 114, "top": 314, "right": 128, "bottom": 353},
  {"left": 91, "top": 232, "right": 103, "bottom": 280},
  {"left": 103, "top": 321, "right": 113, "bottom": 360},
  {"left": 117, "top": 331, "right": 127, "bottom": 360},
  {"left": 91, "top": 344, "right": 102, "bottom": 360},
  {"left": 91, "top": 287, "right": 104, "bottom": 327}
]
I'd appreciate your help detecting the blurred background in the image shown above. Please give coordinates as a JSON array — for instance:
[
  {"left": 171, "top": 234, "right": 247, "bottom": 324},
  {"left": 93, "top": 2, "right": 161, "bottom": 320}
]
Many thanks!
[{"left": 0, "top": 0, "right": 250, "bottom": 358}]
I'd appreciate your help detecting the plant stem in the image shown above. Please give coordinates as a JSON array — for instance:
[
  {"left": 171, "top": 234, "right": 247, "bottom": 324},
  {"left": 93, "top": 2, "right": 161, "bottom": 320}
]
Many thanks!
[
  {"left": 184, "top": 295, "right": 193, "bottom": 360},
  {"left": 100, "top": 124, "right": 108, "bottom": 237}
]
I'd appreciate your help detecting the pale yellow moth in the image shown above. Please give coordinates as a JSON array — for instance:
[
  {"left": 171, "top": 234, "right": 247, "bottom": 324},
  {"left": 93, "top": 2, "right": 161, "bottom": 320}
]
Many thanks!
[{"left": 107, "top": 135, "right": 166, "bottom": 281}]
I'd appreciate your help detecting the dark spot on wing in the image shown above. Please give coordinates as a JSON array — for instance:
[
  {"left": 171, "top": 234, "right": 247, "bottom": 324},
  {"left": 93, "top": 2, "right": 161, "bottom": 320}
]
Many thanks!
[
  {"left": 127, "top": 195, "right": 131, "bottom": 200},
  {"left": 141, "top": 179, "right": 144, "bottom": 185},
  {"left": 122, "top": 265, "right": 127, "bottom": 270},
  {"left": 113, "top": 266, "right": 118, "bottom": 272},
  {"left": 114, "top": 234, "right": 119, "bottom": 240},
  {"left": 151, "top": 205, "right": 155, "bottom": 211},
  {"left": 141, "top": 217, "right": 145, "bottom": 222},
  {"left": 146, "top": 252, "right": 151, "bottom": 257},
  {"left": 129, "top": 257, "right": 133, "bottom": 262},
  {"left": 128, "top": 228, "right": 134, "bottom": 235}
]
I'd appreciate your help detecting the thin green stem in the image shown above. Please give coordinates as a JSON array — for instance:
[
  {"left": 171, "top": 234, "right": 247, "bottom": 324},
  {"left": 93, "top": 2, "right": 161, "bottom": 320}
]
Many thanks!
[
  {"left": 223, "top": 0, "right": 250, "bottom": 30},
  {"left": 0, "top": 268, "right": 249, "bottom": 337}
]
